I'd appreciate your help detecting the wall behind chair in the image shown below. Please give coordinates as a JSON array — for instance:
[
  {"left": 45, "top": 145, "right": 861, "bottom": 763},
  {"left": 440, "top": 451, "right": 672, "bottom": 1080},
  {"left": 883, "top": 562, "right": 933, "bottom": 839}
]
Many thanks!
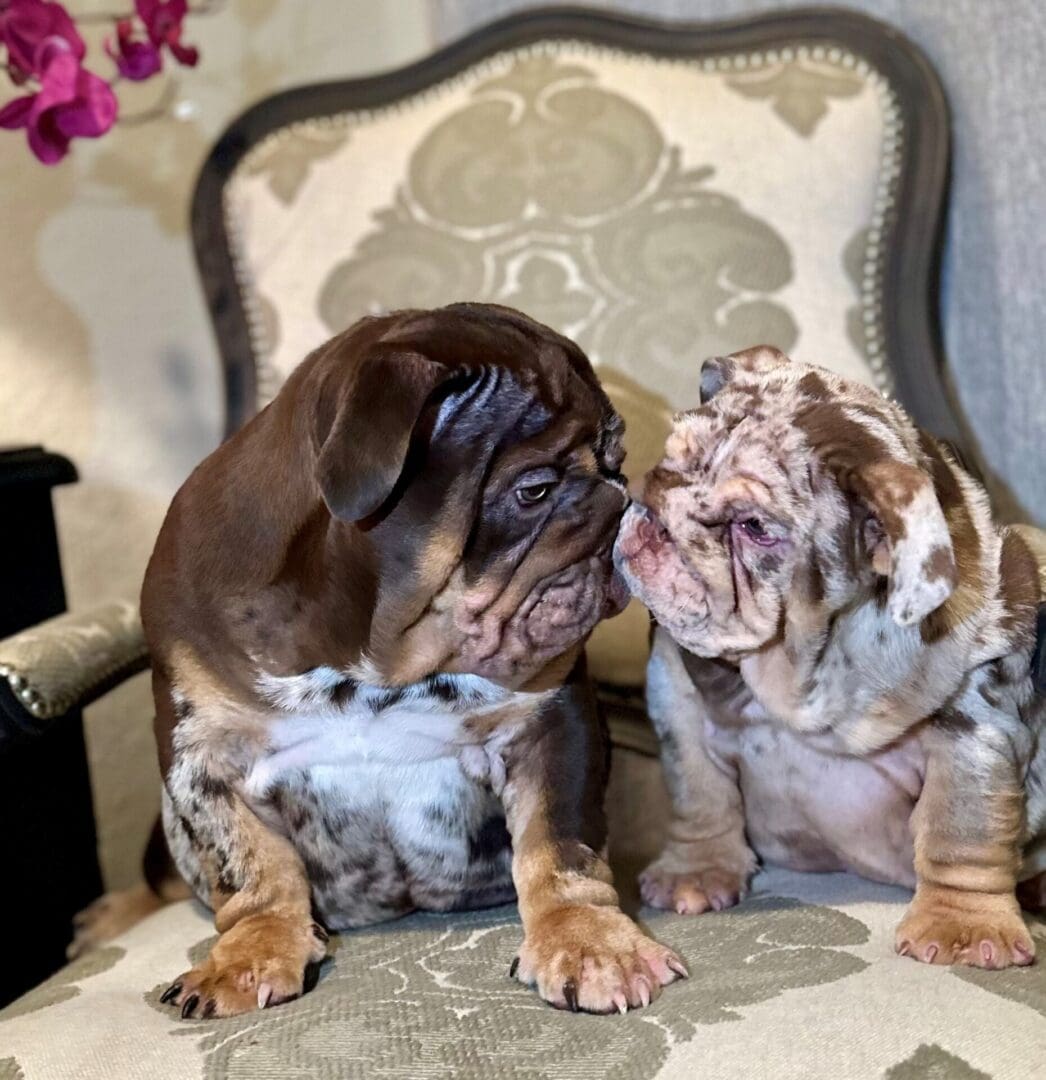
[
  {"left": 0, "top": 0, "right": 432, "bottom": 891},
  {"left": 434, "top": 0, "right": 1046, "bottom": 525}
]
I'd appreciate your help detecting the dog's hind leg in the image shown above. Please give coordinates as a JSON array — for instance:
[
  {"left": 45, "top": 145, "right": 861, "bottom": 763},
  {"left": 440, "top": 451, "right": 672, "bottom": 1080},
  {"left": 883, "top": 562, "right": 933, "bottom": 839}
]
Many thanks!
[{"left": 68, "top": 816, "right": 191, "bottom": 959}]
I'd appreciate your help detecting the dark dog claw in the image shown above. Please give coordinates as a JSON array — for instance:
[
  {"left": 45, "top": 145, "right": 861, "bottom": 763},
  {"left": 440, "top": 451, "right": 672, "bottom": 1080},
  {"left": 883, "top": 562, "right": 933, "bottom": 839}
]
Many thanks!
[
  {"left": 181, "top": 993, "right": 199, "bottom": 1019},
  {"left": 200, "top": 999, "right": 216, "bottom": 1019},
  {"left": 509, "top": 956, "right": 519, "bottom": 978},
  {"left": 563, "top": 978, "right": 579, "bottom": 1013},
  {"left": 311, "top": 922, "right": 329, "bottom": 943},
  {"left": 160, "top": 983, "right": 181, "bottom": 1005}
]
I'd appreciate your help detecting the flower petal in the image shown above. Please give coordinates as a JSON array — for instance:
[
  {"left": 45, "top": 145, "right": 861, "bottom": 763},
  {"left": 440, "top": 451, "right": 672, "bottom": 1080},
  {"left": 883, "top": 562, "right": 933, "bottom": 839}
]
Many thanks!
[
  {"left": 42, "top": 0, "right": 85, "bottom": 59},
  {"left": 0, "top": 93, "right": 35, "bottom": 129},
  {"left": 54, "top": 68, "right": 118, "bottom": 138},
  {"left": 32, "top": 47, "right": 80, "bottom": 109},
  {"left": 106, "top": 31, "right": 162, "bottom": 81},
  {"left": 168, "top": 39, "right": 198, "bottom": 67},
  {"left": 27, "top": 108, "right": 70, "bottom": 163},
  {"left": 0, "top": 0, "right": 85, "bottom": 73},
  {"left": 134, "top": 0, "right": 161, "bottom": 23}
]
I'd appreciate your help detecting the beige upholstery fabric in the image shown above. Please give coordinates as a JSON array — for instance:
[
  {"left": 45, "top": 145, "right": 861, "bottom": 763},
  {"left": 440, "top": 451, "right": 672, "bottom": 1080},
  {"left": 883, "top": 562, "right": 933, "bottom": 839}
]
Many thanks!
[
  {"left": 0, "top": 601, "right": 146, "bottom": 722},
  {"left": 224, "top": 40, "right": 902, "bottom": 686},
  {"left": 3, "top": 748, "right": 1044, "bottom": 1080}
]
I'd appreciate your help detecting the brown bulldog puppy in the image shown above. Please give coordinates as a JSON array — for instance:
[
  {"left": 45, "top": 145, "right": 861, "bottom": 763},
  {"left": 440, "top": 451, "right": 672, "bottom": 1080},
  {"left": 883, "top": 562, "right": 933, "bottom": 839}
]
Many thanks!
[
  {"left": 142, "top": 303, "right": 685, "bottom": 1019},
  {"left": 615, "top": 346, "right": 1045, "bottom": 970}
]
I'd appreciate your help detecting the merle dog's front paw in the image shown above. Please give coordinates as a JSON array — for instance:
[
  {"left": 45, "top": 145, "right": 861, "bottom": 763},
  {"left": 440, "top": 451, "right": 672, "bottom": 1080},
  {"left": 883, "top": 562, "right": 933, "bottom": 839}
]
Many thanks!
[
  {"left": 896, "top": 886, "right": 1034, "bottom": 969},
  {"left": 639, "top": 835, "right": 757, "bottom": 916},
  {"left": 639, "top": 862, "right": 749, "bottom": 915}
]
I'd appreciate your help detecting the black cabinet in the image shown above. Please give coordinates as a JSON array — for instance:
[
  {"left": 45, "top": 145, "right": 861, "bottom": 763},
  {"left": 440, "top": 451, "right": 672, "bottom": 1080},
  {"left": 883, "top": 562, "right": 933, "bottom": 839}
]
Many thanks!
[{"left": 0, "top": 447, "right": 103, "bottom": 1007}]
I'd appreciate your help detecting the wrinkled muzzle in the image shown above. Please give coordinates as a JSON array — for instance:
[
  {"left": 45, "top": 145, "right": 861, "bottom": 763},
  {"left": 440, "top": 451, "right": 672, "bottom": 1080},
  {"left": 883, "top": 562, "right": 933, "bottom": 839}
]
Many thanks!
[
  {"left": 614, "top": 503, "right": 712, "bottom": 642},
  {"left": 454, "top": 495, "right": 631, "bottom": 682}
]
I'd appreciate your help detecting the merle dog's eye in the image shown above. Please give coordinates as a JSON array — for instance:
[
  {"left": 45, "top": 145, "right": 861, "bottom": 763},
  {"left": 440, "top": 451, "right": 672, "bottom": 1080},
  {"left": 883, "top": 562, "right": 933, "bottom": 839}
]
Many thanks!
[
  {"left": 516, "top": 482, "right": 553, "bottom": 506},
  {"left": 737, "top": 517, "right": 780, "bottom": 547}
]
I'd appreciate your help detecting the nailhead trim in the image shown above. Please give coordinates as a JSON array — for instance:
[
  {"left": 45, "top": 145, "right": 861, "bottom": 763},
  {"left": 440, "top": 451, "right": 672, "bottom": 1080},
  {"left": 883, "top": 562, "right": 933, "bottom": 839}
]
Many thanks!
[
  {"left": 0, "top": 652, "right": 148, "bottom": 721},
  {"left": 0, "top": 631, "right": 148, "bottom": 723},
  {"left": 223, "top": 38, "right": 903, "bottom": 405}
]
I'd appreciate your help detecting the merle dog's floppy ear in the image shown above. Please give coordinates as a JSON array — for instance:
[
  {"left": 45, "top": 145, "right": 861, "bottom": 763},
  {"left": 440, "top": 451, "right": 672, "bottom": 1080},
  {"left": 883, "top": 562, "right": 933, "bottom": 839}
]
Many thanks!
[
  {"left": 801, "top": 398, "right": 958, "bottom": 627},
  {"left": 700, "top": 346, "right": 790, "bottom": 403},
  {"left": 699, "top": 357, "right": 733, "bottom": 403},
  {"left": 315, "top": 347, "right": 453, "bottom": 523},
  {"left": 853, "top": 459, "right": 958, "bottom": 626}
]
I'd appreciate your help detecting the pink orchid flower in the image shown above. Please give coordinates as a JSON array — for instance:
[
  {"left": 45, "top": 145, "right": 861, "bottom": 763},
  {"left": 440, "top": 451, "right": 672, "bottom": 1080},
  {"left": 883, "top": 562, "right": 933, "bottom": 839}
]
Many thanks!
[
  {"left": 136, "top": 0, "right": 197, "bottom": 68},
  {"left": 0, "top": 0, "right": 83, "bottom": 80},
  {"left": 0, "top": 36, "right": 117, "bottom": 163},
  {"left": 105, "top": 17, "right": 161, "bottom": 81}
]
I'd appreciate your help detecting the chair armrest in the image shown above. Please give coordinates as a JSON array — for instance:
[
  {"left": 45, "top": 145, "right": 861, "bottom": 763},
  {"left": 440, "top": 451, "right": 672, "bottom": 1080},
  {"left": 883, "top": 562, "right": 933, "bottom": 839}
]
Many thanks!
[{"left": 0, "top": 600, "right": 149, "bottom": 736}]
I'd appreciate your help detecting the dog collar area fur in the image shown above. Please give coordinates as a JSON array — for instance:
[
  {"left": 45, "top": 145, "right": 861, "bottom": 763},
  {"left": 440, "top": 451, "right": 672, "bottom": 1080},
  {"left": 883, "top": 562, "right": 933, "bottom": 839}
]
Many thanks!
[{"left": 1034, "top": 603, "right": 1046, "bottom": 694}]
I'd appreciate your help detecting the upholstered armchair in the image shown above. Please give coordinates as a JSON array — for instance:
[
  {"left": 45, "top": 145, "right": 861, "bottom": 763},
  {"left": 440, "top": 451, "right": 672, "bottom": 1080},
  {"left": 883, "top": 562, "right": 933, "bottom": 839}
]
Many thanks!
[{"left": 3, "top": 9, "right": 1041, "bottom": 1078}]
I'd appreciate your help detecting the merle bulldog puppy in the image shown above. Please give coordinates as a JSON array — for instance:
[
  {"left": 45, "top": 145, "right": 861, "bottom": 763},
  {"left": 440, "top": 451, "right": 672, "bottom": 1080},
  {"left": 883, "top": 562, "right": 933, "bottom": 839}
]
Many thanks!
[
  {"left": 142, "top": 303, "right": 685, "bottom": 1019},
  {"left": 615, "top": 345, "right": 1045, "bottom": 970}
]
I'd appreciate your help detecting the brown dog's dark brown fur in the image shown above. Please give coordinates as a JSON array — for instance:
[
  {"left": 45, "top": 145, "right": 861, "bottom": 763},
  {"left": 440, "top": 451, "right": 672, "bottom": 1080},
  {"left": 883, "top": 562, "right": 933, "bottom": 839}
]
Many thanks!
[{"left": 116, "top": 304, "right": 684, "bottom": 1018}]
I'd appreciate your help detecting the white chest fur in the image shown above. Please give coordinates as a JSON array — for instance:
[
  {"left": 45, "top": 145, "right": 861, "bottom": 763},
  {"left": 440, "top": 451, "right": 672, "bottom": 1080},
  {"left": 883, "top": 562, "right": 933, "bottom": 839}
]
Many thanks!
[{"left": 244, "top": 667, "right": 538, "bottom": 800}]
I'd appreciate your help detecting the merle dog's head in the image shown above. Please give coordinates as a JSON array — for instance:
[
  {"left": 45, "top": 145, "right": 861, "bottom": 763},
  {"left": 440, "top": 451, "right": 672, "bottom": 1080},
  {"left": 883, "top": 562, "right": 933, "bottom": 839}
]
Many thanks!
[{"left": 615, "top": 346, "right": 961, "bottom": 660}]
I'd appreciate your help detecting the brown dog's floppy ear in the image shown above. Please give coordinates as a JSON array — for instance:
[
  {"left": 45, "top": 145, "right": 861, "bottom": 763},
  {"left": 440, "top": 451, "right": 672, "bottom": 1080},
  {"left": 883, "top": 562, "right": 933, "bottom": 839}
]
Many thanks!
[
  {"left": 852, "top": 459, "right": 958, "bottom": 626},
  {"left": 315, "top": 347, "right": 453, "bottom": 523}
]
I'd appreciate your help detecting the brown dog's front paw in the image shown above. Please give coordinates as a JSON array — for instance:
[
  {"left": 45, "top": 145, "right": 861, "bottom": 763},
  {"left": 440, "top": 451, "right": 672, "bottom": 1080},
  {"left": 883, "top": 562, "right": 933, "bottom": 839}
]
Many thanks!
[
  {"left": 514, "top": 906, "right": 686, "bottom": 1014},
  {"left": 639, "top": 862, "right": 747, "bottom": 915},
  {"left": 895, "top": 887, "right": 1035, "bottom": 969},
  {"left": 161, "top": 914, "right": 329, "bottom": 1019}
]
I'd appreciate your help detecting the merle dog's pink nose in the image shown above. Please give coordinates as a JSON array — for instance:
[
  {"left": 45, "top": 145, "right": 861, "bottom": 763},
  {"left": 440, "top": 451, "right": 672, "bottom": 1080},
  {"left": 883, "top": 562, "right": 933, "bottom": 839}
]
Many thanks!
[{"left": 618, "top": 507, "right": 669, "bottom": 559}]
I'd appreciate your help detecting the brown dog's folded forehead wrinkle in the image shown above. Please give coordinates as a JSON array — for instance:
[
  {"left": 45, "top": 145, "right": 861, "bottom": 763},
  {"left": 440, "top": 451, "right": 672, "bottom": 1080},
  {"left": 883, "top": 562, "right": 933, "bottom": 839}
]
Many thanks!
[
  {"left": 483, "top": 415, "right": 600, "bottom": 493},
  {"left": 400, "top": 305, "right": 618, "bottom": 450}
]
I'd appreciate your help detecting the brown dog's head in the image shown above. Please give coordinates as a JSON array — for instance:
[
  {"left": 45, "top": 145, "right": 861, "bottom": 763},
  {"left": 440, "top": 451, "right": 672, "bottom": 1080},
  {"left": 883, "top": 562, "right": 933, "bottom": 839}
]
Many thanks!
[
  {"left": 306, "top": 303, "right": 628, "bottom": 686},
  {"left": 614, "top": 347, "right": 960, "bottom": 659}
]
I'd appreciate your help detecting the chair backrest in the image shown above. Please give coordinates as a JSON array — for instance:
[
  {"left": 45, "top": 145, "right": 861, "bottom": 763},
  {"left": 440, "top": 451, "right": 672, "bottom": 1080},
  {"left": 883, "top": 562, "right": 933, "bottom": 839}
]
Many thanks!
[{"left": 192, "top": 6, "right": 957, "bottom": 687}]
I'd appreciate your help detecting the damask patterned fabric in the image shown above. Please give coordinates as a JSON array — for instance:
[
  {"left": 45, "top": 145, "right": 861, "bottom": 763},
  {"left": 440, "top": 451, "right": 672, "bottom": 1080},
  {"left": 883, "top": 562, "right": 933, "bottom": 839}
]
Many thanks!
[
  {"left": 3, "top": 748, "right": 1044, "bottom": 1080},
  {"left": 435, "top": 0, "right": 1046, "bottom": 529},
  {"left": 224, "top": 39, "right": 900, "bottom": 684}
]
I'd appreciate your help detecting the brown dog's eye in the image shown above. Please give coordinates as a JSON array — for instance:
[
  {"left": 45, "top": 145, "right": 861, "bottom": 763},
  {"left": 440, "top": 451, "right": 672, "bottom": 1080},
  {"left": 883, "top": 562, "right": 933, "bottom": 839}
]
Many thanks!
[
  {"left": 514, "top": 467, "right": 560, "bottom": 507},
  {"left": 516, "top": 483, "right": 552, "bottom": 506}
]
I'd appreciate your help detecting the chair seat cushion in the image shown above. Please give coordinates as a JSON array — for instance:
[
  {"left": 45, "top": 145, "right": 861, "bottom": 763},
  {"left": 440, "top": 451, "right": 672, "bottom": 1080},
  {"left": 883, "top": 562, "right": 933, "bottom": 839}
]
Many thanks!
[{"left": 4, "top": 871, "right": 1043, "bottom": 1078}]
